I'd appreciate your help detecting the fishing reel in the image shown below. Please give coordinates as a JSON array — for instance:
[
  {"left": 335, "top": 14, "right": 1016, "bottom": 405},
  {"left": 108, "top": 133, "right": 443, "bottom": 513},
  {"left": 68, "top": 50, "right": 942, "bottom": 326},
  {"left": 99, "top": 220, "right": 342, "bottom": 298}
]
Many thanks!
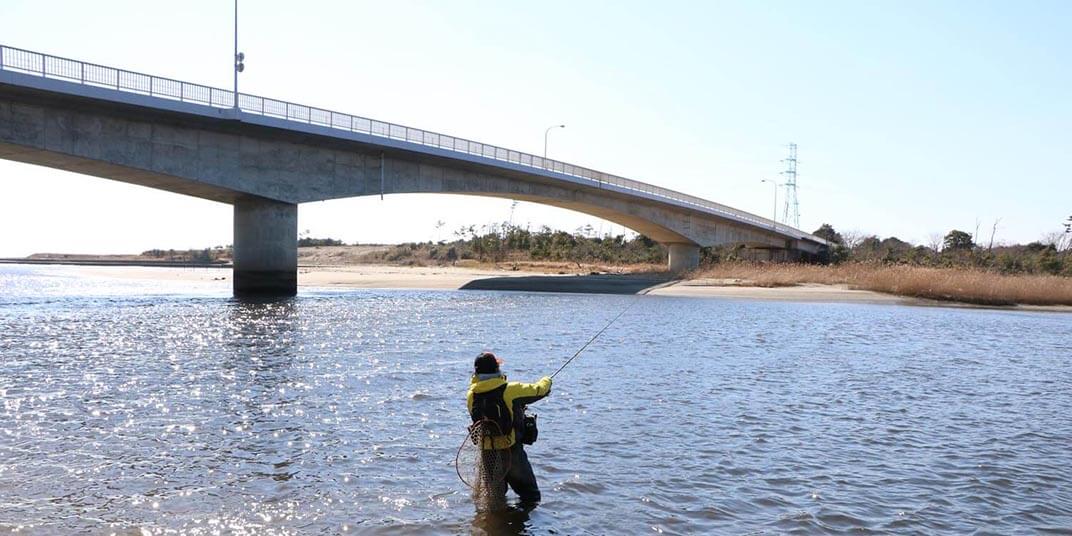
[{"left": 520, "top": 408, "right": 538, "bottom": 445}]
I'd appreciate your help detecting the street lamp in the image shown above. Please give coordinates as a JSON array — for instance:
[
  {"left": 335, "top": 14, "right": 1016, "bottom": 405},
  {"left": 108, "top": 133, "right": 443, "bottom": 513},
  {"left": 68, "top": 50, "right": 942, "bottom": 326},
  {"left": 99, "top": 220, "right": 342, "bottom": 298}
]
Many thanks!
[
  {"left": 543, "top": 124, "right": 565, "bottom": 159},
  {"left": 761, "top": 179, "right": 783, "bottom": 227},
  {"left": 233, "top": 0, "right": 245, "bottom": 109}
]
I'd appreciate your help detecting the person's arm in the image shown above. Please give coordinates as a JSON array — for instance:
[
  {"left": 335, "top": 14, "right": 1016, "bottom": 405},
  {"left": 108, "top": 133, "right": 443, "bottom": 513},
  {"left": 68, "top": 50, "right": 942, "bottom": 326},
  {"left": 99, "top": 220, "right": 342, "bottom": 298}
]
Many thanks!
[{"left": 510, "top": 376, "right": 552, "bottom": 406}]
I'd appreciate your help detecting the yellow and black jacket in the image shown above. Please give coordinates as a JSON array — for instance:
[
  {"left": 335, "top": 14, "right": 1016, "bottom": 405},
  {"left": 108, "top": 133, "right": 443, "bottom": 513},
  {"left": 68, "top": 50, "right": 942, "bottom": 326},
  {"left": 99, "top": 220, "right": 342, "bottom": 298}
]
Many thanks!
[{"left": 466, "top": 375, "right": 551, "bottom": 450}]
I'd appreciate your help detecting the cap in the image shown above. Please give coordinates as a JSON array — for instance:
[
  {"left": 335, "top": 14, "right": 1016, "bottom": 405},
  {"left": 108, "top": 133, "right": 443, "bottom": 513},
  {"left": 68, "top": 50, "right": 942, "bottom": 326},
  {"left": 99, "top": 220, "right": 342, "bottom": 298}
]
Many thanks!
[{"left": 474, "top": 352, "right": 504, "bottom": 374}]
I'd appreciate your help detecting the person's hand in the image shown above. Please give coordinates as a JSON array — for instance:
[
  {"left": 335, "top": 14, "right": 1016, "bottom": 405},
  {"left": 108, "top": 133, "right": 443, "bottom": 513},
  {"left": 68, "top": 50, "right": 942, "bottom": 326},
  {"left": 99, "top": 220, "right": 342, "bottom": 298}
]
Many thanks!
[{"left": 541, "top": 376, "right": 552, "bottom": 387}]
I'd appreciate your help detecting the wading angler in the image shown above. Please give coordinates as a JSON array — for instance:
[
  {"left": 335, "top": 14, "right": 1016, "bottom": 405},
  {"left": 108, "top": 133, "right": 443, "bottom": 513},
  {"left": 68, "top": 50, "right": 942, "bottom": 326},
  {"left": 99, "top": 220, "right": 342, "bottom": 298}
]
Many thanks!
[{"left": 462, "top": 352, "right": 551, "bottom": 510}]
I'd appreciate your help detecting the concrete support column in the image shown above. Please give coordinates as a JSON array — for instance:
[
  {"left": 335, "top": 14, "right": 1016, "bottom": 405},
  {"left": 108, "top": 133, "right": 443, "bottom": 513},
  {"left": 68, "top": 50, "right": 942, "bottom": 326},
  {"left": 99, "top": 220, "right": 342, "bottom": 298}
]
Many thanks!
[
  {"left": 233, "top": 197, "right": 297, "bottom": 296},
  {"left": 667, "top": 243, "right": 701, "bottom": 273}
]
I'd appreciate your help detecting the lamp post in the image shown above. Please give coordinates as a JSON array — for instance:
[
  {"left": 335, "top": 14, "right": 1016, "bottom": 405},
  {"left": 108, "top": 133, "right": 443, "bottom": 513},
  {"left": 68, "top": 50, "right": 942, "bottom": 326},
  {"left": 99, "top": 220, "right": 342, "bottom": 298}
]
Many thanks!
[
  {"left": 761, "top": 179, "right": 782, "bottom": 227},
  {"left": 233, "top": 0, "right": 245, "bottom": 109},
  {"left": 543, "top": 124, "right": 565, "bottom": 159}
]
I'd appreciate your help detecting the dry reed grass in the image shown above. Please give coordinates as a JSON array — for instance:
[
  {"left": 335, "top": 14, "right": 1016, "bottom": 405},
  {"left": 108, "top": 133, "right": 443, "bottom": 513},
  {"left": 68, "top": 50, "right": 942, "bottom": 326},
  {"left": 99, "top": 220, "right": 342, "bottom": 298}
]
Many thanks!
[{"left": 693, "top": 263, "right": 1072, "bottom": 306}]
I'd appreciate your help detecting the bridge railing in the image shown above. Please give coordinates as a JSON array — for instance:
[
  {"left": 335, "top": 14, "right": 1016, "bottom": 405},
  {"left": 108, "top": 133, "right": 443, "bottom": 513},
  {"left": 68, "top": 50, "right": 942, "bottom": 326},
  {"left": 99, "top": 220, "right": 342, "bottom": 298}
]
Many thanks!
[{"left": 0, "top": 44, "right": 821, "bottom": 243}]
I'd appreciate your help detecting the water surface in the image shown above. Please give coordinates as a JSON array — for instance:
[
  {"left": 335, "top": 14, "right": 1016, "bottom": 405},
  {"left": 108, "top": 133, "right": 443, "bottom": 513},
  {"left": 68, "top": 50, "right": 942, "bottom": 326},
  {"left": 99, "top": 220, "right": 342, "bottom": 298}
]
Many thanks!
[{"left": 1, "top": 265, "right": 1070, "bottom": 534}]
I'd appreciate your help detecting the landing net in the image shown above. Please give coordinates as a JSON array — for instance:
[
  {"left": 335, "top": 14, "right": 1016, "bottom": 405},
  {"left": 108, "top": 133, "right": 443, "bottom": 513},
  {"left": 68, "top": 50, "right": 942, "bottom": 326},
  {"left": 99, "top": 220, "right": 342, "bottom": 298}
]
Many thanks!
[{"left": 456, "top": 419, "right": 511, "bottom": 512}]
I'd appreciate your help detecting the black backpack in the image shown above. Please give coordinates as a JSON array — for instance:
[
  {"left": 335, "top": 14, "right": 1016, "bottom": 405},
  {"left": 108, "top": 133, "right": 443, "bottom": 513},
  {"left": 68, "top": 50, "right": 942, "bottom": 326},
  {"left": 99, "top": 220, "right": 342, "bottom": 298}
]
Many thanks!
[{"left": 470, "top": 384, "right": 512, "bottom": 438}]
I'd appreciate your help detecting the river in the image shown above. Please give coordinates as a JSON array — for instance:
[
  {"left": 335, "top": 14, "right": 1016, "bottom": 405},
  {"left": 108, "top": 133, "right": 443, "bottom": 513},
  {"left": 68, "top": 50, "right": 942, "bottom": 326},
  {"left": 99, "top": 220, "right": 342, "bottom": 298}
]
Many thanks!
[{"left": 1, "top": 264, "right": 1069, "bottom": 534}]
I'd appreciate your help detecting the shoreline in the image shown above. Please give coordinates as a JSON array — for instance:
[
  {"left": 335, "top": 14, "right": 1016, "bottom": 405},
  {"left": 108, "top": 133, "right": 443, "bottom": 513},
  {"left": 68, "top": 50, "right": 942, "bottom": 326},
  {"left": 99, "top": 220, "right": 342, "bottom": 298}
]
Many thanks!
[
  {"left": 651, "top": 279, "right": 1072, "bottom": 313},
  {"left": 5, "top": 262, "right": 1069, "bottom": 313},
  {"left": 648, "top": 280, "right": 911, "bottom": 304},
  {"left": 0, "top": 257, "right": 229, "bottom": 268}
]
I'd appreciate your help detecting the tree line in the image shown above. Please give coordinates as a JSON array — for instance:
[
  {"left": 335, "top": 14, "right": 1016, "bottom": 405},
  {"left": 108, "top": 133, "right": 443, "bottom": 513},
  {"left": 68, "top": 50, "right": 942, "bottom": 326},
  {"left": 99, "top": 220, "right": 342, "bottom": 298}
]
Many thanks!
[
  {"left": 380, "top": 221, "right": 1071, "bottom": 276},
  {"left": 151, "top": 219, "right": 1071, "bottom": 277},
  {"left": 807, "top": 223, "right": 1072, "bottom": 276},
  {"left": 363, "top": 223, "right": 666, "bottom": 267},
  {"left": 141, "top": 247, "right": 229, "bottom": 263}
]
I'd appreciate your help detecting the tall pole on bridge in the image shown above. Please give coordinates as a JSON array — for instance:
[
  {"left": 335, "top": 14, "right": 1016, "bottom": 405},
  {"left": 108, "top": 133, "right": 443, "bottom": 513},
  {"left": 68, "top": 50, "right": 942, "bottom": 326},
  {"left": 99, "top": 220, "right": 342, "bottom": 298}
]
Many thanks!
[
  {"left": 233, "top": 0, "right": 245, "bottom": 110},
  {"left": 761, "top": 179, "right": 782, "bottom": 228},
  {"left": 544, "top": 124, "right": 565, "bottom": 159}
]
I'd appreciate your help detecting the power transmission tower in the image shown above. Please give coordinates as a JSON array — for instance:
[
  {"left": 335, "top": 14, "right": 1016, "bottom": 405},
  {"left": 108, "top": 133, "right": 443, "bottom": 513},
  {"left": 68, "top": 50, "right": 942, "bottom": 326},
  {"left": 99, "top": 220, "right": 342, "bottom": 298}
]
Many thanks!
[{"left": 780, "top": 143, "right": 800, "bottom": 229}]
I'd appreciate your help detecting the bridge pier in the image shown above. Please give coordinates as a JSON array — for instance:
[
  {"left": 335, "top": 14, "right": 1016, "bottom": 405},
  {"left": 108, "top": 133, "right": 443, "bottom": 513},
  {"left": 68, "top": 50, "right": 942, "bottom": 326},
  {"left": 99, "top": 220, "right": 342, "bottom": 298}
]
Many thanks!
[
  {"left": 667, "top": 244, "right": 700, "bottom": 273},
  {"left": 233, "top": 198, "right": 297, "bottom": 297}
]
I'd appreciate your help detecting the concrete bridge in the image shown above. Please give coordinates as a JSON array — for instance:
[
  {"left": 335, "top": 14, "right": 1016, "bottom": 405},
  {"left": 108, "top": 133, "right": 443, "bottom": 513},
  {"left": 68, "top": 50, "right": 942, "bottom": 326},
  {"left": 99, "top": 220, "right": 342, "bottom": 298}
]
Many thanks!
[{"left": 0, "top": 44, "right": 827, "bottom": 296}]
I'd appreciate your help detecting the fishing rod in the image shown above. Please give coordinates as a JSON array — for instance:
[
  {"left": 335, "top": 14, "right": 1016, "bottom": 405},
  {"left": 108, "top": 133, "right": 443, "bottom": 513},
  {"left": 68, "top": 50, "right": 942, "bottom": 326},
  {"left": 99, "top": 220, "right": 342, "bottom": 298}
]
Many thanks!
[{"left": 550, "top": 295, "right": 641, "bottom": 380}]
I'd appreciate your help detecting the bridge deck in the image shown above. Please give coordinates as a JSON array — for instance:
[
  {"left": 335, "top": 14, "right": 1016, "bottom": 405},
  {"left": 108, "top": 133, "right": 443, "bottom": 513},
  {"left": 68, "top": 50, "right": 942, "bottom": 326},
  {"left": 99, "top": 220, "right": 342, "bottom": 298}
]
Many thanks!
[{"left": 0, "top": 44, "right": 824, "bottom": 246}]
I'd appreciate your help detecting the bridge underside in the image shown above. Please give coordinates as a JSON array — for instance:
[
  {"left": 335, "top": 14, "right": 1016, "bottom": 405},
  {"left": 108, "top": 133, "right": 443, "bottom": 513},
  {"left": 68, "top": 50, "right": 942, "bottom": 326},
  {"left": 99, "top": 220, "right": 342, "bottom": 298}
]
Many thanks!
[{"left": 0, "top": 81, "right": 823, "bottom": 295}]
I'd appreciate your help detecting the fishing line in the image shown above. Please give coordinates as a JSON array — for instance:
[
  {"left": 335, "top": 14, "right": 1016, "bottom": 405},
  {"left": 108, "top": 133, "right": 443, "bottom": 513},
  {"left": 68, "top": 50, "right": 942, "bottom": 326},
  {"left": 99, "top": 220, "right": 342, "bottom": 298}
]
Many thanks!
[{"left": 550, "top": 295, "right": 641, "bottom": 380}]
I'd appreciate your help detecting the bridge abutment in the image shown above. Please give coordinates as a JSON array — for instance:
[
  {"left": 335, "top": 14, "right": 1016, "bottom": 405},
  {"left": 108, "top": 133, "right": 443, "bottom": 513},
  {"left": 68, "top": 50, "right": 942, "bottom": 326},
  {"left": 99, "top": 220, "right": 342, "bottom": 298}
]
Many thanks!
[
  {"left": 233, "top": 198, "right": 297, "bottom": 297},
  {"left": 667, "top": 244, "right": 701, "bottom": 273}
]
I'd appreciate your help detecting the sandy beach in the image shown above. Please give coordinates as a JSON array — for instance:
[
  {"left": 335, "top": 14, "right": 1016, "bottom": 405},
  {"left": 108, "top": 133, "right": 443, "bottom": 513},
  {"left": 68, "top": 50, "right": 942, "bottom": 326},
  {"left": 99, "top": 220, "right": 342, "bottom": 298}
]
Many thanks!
[
  {"left": 647, "top": 279, "right": 910, "bottom": 304},
  {"left": 298, "top": 264, "right": 545, "bottom": 290},
  {"left": 72, "top": 264, "right": 541, "bottom": 289},
  {"left": 649, "top": 277, "right": 1072, "bottom": 312},
  {"left": 73, "top": 264, "right": 674, "bottom": 294}
]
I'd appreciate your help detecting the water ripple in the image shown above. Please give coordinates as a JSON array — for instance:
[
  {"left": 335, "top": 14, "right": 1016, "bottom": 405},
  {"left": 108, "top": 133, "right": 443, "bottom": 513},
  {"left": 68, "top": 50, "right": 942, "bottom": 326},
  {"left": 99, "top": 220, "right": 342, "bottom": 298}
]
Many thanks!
[{"left": 0, "top": 266, "right": 1070, "bottom": 533}]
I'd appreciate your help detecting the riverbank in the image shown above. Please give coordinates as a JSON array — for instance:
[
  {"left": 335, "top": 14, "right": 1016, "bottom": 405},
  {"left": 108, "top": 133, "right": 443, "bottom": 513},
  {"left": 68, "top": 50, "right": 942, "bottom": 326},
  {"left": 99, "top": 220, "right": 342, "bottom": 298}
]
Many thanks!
[
  {"left": 691, "top": 263, "right": 1072, "bottom": 307},
  {"left": 7, "top": 256, "right": 1071, "bottom": 311},
  {"left": 68, "top": 264, "right": 540, "bottom": 290},
  {"left": 0, "top": 257, "right": 228, "bottom": 268},
  {"left": 647, "top": 280, "right": 910, "bottom": 304},
  {"left": 34, "top": 263, "right": 1064, "bottom": 312},
  {"left": 650, "top": 279, "right": 1072, "bottom": 312},
  {"left": 67, "top": 264, "right": 676, "bottom": 295}
]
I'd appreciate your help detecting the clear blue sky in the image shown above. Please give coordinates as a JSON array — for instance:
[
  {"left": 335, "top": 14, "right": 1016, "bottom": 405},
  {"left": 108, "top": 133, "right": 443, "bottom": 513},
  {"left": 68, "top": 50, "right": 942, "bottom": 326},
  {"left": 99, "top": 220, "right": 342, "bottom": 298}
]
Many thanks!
[{"left": 1, "top": 0, "right": 1069, "bottom": 255}]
